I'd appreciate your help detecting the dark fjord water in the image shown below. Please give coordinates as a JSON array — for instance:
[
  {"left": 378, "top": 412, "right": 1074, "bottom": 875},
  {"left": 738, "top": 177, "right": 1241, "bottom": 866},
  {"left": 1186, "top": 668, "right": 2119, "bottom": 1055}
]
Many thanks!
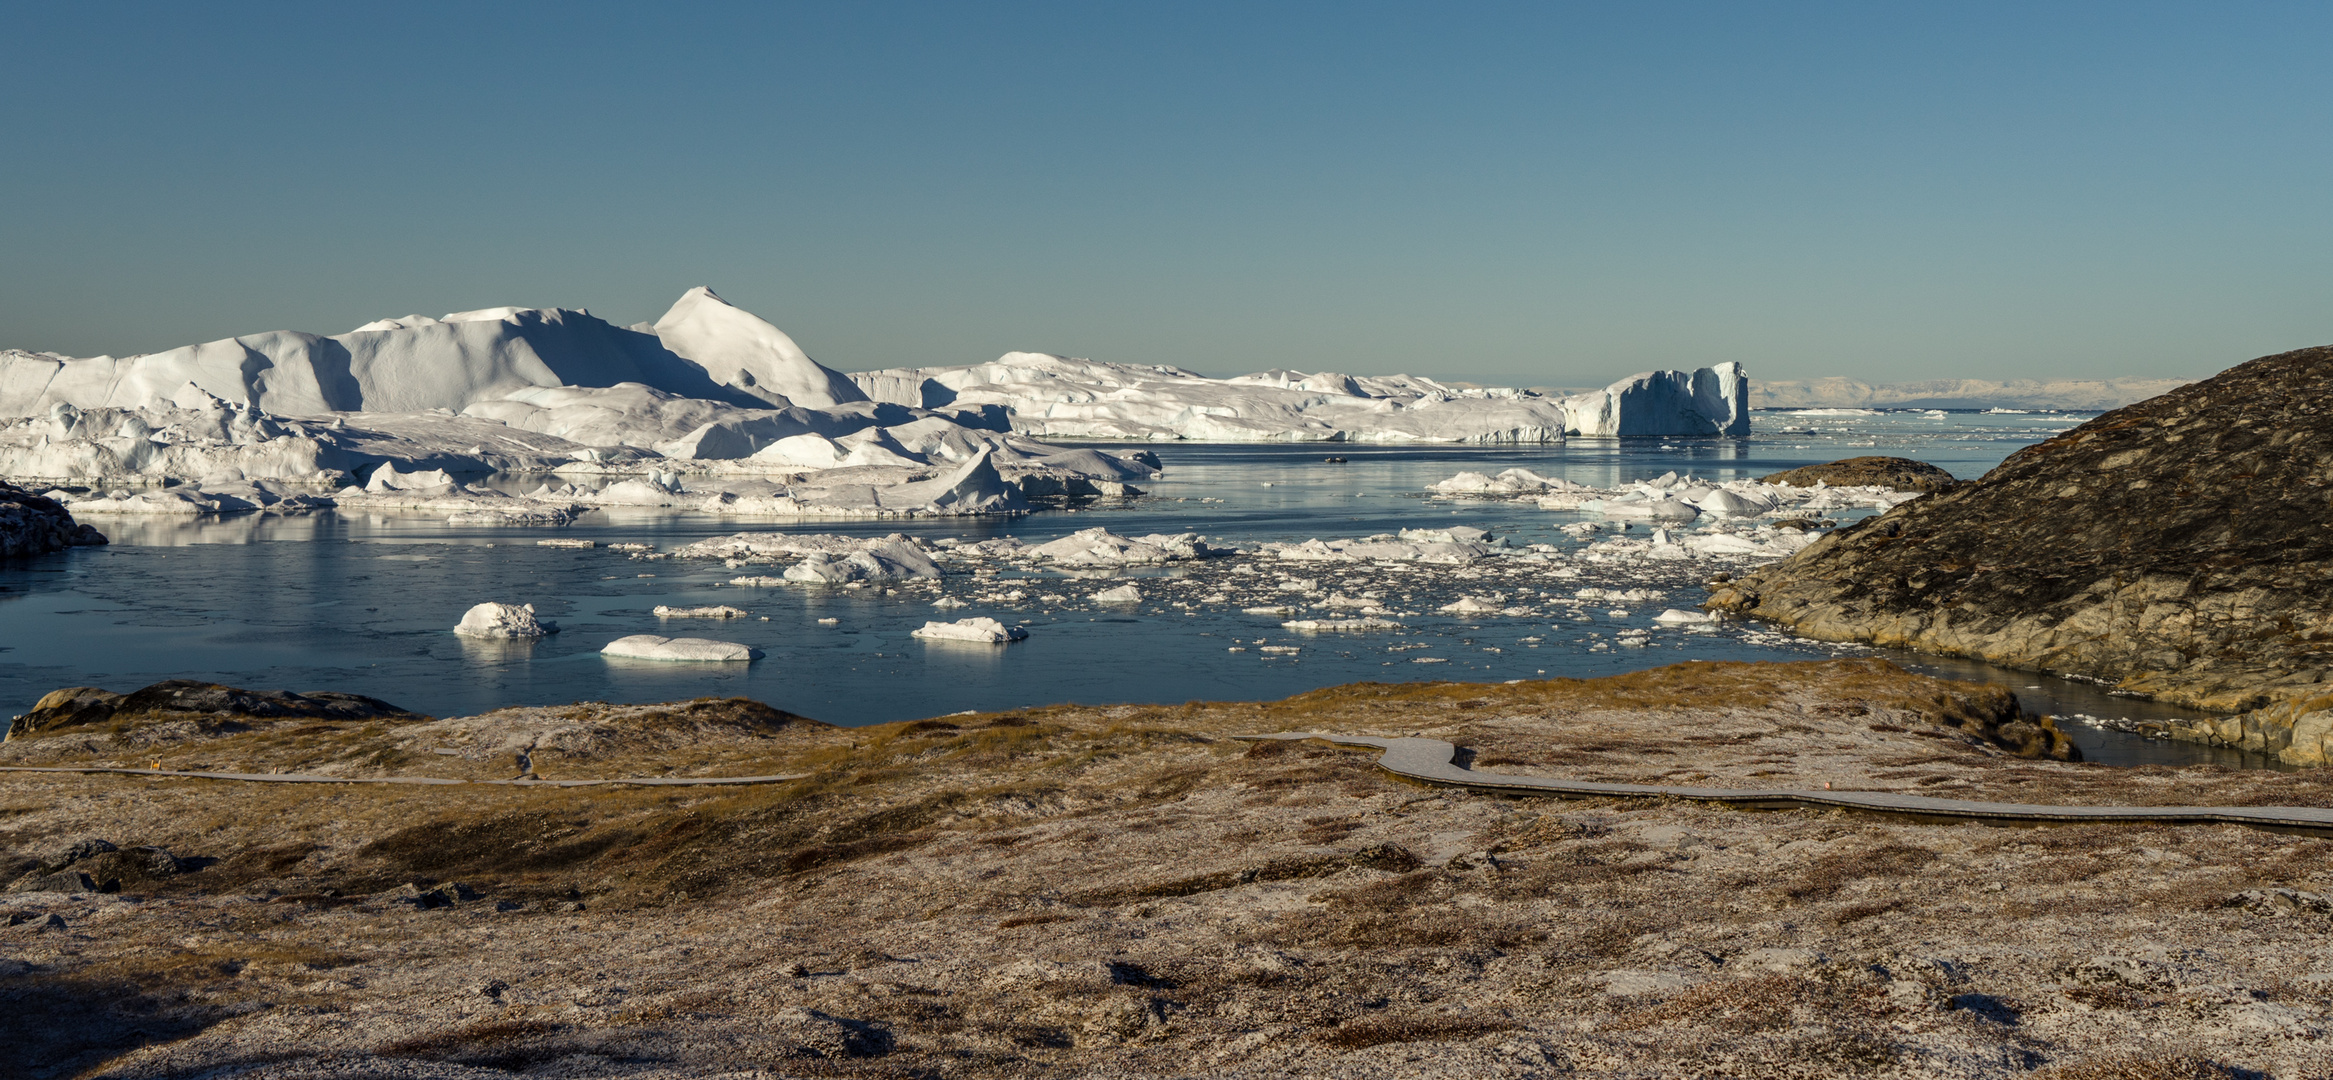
[{"left": 0, "top": 409, "right": 2274, "bottom": 768}]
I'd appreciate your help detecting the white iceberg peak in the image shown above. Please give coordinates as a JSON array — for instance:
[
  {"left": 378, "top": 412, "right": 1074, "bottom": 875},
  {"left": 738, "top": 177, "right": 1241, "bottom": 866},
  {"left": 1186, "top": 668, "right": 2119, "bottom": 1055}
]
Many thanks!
[{"left": 652, "top": 286, "right": 866, "bottom": 409}]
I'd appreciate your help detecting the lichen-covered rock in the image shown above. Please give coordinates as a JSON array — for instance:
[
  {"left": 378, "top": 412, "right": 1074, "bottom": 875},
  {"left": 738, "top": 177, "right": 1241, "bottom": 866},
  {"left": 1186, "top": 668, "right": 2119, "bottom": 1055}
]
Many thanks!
[
  {"left": 8, "top": 679, "right": 414, "bottom": 740},
  {"left": 1709, "top": 345, "right": 2333, "bottom": 721},
  {"left": 1760, "top": 456, "right": 1959, "bottom": 493},
  {"left": 0, "top": 481, "right": 105, "bottom": 555}
]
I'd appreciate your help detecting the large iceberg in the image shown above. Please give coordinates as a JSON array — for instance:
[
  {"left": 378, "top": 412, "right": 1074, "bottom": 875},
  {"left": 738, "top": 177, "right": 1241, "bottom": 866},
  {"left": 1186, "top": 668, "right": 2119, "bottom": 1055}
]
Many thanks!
[
  {"left": 1560, "top": 363, "right": 1750, "bottom": 437},
  {"left": 0, "top": 289, "right": 1153, "bottom": 518},
  {"left": 850, "top": 353, "right": 1750, "bottom": 442}
]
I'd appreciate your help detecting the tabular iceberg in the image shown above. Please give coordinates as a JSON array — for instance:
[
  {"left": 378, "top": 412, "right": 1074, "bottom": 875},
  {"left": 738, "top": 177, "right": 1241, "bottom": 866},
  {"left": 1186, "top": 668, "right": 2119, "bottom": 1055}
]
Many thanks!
[
  {"left": 850, "top": 353, "right": 1751, "bottom": 441},
  {"left": 600, "top": 635, "right": 761, "bottom": 662}
]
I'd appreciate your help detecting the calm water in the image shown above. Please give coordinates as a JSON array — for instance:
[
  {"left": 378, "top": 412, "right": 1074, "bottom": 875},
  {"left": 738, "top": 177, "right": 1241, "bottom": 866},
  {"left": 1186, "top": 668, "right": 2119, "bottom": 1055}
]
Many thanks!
[{"left": 0, "top": 409, "right": 2274, "bottom": 768}]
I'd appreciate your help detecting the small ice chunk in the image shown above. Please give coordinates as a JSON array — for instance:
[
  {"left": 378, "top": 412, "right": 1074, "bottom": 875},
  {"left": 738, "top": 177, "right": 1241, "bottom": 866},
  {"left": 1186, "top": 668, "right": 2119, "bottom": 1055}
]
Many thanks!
[
  {"left": 912, "top": 617, "right": 1029, "bottom": 643},
  {"left": 537, "top": 538, "right": 595, "bottom": 549},
  {"left": 653, "top": 605, "right": 750, "bottom": 619},
  {"left": 453, "top": 602, "right": 557, "bottom": 639},
  {"left": 1092, "top": 584, "right": 1144, "bottom": 604},
  {"left": 1281, "top": 618, "right": 1403, "bottom": 631},
  {"left": 601, "top": 635, "right": 761, "bottom": 662},
  {"left": 932, "top": 596, "right": 969, "bottom": 609},
  {"left": 1653, "top": 609, "right": 1717, "bottom": 624}
]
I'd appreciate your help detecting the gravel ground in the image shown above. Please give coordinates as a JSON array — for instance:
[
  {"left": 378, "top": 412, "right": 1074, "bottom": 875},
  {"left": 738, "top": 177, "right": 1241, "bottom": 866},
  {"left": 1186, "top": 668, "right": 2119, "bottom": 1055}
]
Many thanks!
[{"left": 3, "top": 659, "right": 2328, "bottom": 1078}]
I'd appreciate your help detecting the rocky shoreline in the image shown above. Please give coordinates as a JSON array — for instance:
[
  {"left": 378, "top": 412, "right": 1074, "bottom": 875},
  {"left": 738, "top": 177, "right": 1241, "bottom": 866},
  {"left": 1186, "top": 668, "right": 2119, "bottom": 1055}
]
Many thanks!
[
  {"left": 0, "top": 480, "right": 106, "bottom": 557},
  {"left": 1710, "top": 346, "right": 2333, "bottom": 766}
]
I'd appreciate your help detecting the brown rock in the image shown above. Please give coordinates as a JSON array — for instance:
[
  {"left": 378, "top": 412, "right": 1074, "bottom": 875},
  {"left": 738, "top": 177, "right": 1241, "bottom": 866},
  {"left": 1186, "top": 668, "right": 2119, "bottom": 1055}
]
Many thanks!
[
  {"left": 1760, "top": 456, "right": 1959, "bottom": 492},
  {"left": 0, "top": 481, "right": 105, "bottom": 557},
  {"left": 1710, "top": 345, "right": 2333, "bottom": 722},
  {"left": 9, "top": 680, "right": 417, "bottom": 740}
]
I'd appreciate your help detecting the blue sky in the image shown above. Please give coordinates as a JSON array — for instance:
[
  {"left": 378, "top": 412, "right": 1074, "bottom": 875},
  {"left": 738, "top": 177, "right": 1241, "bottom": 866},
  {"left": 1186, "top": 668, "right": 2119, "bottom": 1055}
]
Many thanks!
[{"left": 4, "top": 2, "right": 2328, "bottom": 385}]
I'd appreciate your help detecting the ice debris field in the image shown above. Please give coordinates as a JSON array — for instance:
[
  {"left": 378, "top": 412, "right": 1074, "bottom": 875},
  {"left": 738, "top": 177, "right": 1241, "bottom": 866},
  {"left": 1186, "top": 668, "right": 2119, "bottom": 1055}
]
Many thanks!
[
  {"left": 399, "top": 466, "right": 1920, "bottom": 680},
  {"left": 0, "top": 286, "right": 1746, "bottom": 527}
]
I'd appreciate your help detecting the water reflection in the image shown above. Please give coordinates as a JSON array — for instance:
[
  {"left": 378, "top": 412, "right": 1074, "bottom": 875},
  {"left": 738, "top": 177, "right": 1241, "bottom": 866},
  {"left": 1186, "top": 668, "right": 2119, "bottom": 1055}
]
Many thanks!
[{"left": 0, "top": 414, "right": 2274, "bottom": 771}]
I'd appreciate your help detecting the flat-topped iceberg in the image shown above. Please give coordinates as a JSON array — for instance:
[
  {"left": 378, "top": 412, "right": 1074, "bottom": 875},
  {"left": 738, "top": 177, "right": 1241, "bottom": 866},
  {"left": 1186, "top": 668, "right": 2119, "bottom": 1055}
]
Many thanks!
[
  {"left": 912, "top": 617, "right": 1028, "bottom": 644},
  {"left": 850, "top": 353, "right": 1750, "bottom": 441},
  {"left": 600, "top": 634, "right": 761, "bottom": 662},
  {"left": 1562, "top": 364, "right": 1750, "bottom": 437}
]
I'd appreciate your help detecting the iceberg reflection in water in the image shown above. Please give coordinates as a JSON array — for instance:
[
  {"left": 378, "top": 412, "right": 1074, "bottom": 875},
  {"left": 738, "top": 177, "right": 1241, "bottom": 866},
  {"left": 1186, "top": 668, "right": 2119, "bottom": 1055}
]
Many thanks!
[{"left": 0, "top": 413, "right": 2268, "bottom": 767}]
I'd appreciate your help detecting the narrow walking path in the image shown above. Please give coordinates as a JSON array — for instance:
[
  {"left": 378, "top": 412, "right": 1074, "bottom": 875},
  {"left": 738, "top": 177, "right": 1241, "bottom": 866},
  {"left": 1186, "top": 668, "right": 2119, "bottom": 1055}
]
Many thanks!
[
  {"left": 1242, "top": 732, "right": 2333, "bottom": 835},
  {"left": 0, "top": 765, "right": 809, "bottom": 788}
]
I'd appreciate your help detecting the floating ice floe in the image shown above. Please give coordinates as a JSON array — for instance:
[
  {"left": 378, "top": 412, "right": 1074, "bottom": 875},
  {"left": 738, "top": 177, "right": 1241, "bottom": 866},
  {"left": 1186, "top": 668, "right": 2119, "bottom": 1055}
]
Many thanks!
[
  {"left": 1091, "top": 584, "right": 1144, "bottom": 604},
  {"left": 1259, "top": 533, "right": 1500, "bottom": 565},
  {"left": 912, "top": 617, "right": 1028, "bottom": 643},
  {"left": 1441, "top": 467, "right": 1922, "bottom": 522},
  {"left": 453, "top": 602, "right": 557, "bottom": 639},
  {"left": 1281, "top": 617, "right": 1404, "bottom": 631},
  {"left": 672, "top": 533, "right": 944, "bottom": 583},
  {"left": 1577, "top": 587, "right": 1666, "bottom": 603},
  {"left": 1025, "top": 527, "right": 1233, "bottom": 565},
  {"left": 1429, "top": 468, "right": 1597, "bottom": 495},
  {"left": 1653, "top": 609, "right": 1718, "bottom": 625},
  {"left": 653, "top": 605, "right": 749, "bottom": 619},
  {"left": 600, "top": 634, "right": 761, "bottom": 662}
]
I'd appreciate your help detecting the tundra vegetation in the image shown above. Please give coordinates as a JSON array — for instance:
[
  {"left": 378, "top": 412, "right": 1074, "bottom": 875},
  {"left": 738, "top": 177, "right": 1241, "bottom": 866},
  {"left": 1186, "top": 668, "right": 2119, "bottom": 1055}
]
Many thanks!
[{"left": 1, "top": 660, "right": 2326, "bottom": 1078}]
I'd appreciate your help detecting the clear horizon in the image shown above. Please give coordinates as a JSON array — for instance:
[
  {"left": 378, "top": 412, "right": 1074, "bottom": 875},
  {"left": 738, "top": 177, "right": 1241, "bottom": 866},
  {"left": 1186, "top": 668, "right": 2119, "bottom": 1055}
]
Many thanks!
[{"left": 6, "top": 2, "right": 2328, "bottom": 386}]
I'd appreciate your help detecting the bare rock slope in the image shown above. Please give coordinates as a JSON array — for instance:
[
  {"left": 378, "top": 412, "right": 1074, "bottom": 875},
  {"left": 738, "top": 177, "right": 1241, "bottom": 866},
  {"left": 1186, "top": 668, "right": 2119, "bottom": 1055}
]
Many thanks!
[{"left": 1710, "top": 345, "right": 2333, "bottom": 750}]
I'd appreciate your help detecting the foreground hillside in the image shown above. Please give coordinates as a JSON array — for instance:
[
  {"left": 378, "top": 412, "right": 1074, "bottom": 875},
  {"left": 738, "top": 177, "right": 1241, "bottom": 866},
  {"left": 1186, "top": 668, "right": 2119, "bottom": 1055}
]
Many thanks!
[
  {"left": 1713, "top": 345, "right": 2333, "bottom": 764},
  {"left": 5, "top": 661, "right": 2331, "bottom": 1078}
]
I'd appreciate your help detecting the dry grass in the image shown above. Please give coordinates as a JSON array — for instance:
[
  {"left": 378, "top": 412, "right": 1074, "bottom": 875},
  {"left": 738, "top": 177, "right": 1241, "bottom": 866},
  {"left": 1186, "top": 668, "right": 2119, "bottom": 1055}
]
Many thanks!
[
  {"left": 7, "top": 658, "right": 2333, "bottom": 1077},
  {"left": 2030, "top": 1053, "right": 2247, "bottom": 1080},
  {"left": 1315, "top": 1015, "right": 1518, "bottom": 1049}
]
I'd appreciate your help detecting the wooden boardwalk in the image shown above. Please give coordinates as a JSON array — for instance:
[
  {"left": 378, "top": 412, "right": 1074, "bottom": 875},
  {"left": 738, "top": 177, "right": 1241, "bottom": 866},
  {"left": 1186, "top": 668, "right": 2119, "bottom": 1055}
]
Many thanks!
[
  {"left": 0, "top": 766, "right": 809, "bottom": 788},
  {"left": 1241, "top": 732, "right": 2333, "bottom": 835}
]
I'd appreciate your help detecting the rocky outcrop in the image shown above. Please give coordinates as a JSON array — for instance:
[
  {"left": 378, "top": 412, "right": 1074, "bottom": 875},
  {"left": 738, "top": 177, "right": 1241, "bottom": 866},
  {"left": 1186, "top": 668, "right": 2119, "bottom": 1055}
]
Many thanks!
[
  {"left": 1761, "top": 456, "right": 1958, "bottom": 493},
  {"left": 0, "top": 481, "right": 105, "bottom": 555},
  {"left": 1708, "top": 345, "right": 2333, "bottom": 741},
  {"left": 8, "top": 680, "right": 415, "bottom": 740},
  {"left": 6, "top": 838, "right": 187, "bottom": 893},
  {"left": 2132, "top": 692, "right": 2333, "bottom": 768}
]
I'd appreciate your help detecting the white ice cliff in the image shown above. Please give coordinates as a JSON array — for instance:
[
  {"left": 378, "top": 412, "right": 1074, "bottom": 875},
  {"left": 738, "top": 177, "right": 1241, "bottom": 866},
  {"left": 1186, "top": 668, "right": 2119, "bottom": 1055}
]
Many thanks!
[
  {"left": 850, "top": 354, "right": 1749, "bottom": 442},
  {"left": 0, "top": 289, "right": 1154, "bottom": 518}
]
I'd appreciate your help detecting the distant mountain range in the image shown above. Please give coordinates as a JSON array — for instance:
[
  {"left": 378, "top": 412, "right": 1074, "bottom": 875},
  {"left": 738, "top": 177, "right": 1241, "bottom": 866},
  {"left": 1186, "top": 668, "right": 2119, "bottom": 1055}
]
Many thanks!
[{"left": 1751, "top": 376, "right": 2192, "bottom": 411}]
